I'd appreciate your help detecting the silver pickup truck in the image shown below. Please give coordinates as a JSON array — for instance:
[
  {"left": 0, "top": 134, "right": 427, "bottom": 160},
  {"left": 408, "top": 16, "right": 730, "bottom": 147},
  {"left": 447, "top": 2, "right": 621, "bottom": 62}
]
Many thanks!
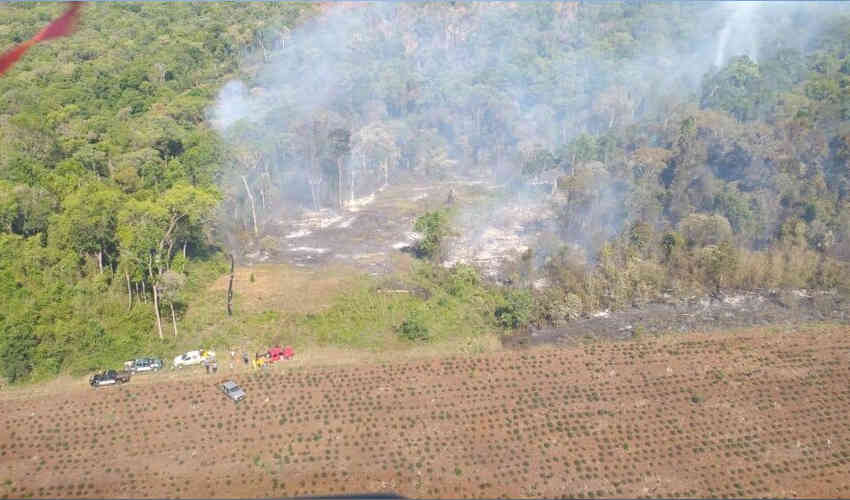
[
  {"left": 219, "top": 380, "right": 246, "bottom": 402},
  {"left": 124, "top": 357, "right": 163, "bottom": 373}
]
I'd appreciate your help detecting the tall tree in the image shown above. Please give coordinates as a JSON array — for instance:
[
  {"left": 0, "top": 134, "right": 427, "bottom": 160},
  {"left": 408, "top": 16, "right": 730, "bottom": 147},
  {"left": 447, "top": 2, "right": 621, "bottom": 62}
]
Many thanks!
[
  {"left": 328, "top": 128, "right": 352, "bottom": 209},
  {"left": 50, "top": 183, "right": 124, "bottom": 274}
]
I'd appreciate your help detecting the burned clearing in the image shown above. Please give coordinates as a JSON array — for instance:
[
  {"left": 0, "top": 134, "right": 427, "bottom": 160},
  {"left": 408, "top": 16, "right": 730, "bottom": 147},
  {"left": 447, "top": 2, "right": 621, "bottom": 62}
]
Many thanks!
[
  {"left": 511, "top": 291, "right": 850, "bottom": 348},
  {"left": 2, "top": 324, "right": 849, "bottom": 498},
  {"left": 237, "top": 179, "right": 555, "bottom": 281}
]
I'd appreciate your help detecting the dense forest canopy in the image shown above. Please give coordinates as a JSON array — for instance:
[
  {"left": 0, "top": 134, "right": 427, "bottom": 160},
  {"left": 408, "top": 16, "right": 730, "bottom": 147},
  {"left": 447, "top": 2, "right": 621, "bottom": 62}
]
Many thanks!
[
  {"left": 2, "top": 2, "right": 850, "bottom": 383},
  {"left": 0, "top": 2, "right": 311, "bottom": 381}
]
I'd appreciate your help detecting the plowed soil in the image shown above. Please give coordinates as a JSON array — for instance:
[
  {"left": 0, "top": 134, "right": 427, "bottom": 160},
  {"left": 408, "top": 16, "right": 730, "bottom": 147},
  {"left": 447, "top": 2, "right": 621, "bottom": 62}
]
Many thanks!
[{"left": 2, "top": 324, "right": 850, "bottom": 499}]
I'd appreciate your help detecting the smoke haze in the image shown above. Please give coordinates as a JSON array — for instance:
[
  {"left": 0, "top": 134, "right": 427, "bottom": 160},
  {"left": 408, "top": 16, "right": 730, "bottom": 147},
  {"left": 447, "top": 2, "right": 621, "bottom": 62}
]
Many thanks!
[{"left": 208, "top": 1, "right": 848, "bottom": 269}]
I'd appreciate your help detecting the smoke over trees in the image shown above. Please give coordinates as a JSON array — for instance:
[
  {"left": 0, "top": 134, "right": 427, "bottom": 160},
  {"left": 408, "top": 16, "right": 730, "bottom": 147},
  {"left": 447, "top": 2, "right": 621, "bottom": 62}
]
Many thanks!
[{"left": 211, "top": 2, "right": 850, "bottom": 261}]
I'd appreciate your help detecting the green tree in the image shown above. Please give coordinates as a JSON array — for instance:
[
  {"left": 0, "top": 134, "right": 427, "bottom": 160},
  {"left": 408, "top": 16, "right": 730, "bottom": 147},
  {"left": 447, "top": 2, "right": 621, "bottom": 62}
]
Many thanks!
[
  {"left": 495, "top": 289, "right": 533, "bottom": 329},
  {"left": 678, "top": 213, "right": 734, "bottom": 248},
  {"left": 700, "top": 55, "right": 764, "bottom": 121},
  {"left": 0, "top": 181, "right": 19, "bottom": 233},
  {"left": 713, "top": 185, "right": 753, "bottom": 237},
  {"left": 700, "top": 241, "right": 738, "bottom": 294},
  {"left": 0, "top": 317, "right": 38, "bottom": 383},
  {"left": 50, "top": 184, "right": 125, "bottom": 273},
  {"left": 158, "top": 270, "right": 187, "bottom": 337},
  {"left": 413, "top": 210, "right": 451, "bottom": 261}
]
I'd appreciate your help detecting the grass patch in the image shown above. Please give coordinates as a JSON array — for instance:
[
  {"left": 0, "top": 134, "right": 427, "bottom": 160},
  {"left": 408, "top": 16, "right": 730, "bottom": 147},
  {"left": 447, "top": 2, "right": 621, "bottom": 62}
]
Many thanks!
[
  {"left": 162, "top": 250, "right": 508, "bottom": 362},
  {"left": 298, "top": 262, "right": 504, "bottom": 349}
]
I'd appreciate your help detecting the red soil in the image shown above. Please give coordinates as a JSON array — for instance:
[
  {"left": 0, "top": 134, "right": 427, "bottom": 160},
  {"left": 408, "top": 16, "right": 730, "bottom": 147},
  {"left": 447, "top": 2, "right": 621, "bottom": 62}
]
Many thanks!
[{"left": 1, "top": 324, "right": 849, "bottom": 498}]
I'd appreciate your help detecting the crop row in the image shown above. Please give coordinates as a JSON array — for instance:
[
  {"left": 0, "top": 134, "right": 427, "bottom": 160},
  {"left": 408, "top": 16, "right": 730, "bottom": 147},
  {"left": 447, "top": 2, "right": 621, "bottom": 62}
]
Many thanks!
[{"left": 2, "top": 331, "right": 849, "bottom": 498}]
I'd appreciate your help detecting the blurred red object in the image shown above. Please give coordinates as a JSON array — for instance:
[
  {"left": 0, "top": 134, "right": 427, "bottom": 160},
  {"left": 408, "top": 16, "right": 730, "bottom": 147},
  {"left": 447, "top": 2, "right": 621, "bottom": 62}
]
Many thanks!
[{"left": 0, "top": 2, "right": 83, "bottom": 76}]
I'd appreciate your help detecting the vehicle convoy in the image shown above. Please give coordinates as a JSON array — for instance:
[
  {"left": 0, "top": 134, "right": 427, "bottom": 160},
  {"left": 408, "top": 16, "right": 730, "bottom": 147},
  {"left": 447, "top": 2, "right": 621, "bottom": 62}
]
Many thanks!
[
  {"left": 219, "top": 380, "right": 246, "bottom": 402},
  {"left": 90, "top": 369, "right": 131, "bottom": 387},
  {"left": 124, "top": 357, "right": 163, "bottom": 373},
  {"left": 173, "top": 349, "right": 215, "bottom": 368}
]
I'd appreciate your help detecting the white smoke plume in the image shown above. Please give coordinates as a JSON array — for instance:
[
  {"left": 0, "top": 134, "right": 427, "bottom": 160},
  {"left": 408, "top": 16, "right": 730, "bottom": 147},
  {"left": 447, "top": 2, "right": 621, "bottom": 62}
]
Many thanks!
[
  {"left": 714, "top": 2, "right": 760, "bottom": 67},
  {"left": 207, "top": 2, "right": 848, "bottom": 265},
  {"left": 211, "top": 80, "right": 252, "bottom": 131}
]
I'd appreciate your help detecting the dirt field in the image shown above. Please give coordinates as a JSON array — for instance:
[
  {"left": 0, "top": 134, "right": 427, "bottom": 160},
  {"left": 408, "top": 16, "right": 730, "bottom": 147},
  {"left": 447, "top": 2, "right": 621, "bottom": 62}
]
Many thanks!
[
  {"left": 208, "top": 263, "right": 367, "bottom": 314},
  {"left": 2, "top": 324, "right": 850, "bottom": 499}
]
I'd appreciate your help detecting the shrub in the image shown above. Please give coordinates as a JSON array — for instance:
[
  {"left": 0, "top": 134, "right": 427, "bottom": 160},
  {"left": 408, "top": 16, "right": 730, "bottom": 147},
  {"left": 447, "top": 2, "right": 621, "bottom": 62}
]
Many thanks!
[
  {"left": 661, "top": 231, "right": 685, "bottom": 262},
  {"left": 678, "top": 213, "right": 733, "bottom": 248},
  {"left": 446, "top": 264, "right": 479, "bottom": 297},
  {"left": 413, "top": 210, "right": 452, "bottom": 261},
  {"left": 495, "top": 289, "right": 533, "bottom": 329},
  {"left": 628, "top": 221, "right": 653, "bottom": 250},
  {"left": 555, "top": 292, "right": 583, "bottom": 323},
  {"left": 397, "top": 311, "right": 430, "bottom": 342},
  {"left": 699, "top": 241, "right": 738, "bottom": 292}
]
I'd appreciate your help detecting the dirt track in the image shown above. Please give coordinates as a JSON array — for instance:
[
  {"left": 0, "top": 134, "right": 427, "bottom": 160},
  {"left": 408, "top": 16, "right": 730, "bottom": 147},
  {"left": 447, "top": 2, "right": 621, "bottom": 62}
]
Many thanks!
[{"left": 2, "top": 324, "right": 850, "bottom": 498}]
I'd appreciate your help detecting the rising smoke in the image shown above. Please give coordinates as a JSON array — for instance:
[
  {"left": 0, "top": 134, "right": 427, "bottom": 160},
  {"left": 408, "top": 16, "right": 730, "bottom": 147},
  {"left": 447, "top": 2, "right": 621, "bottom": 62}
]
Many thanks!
[
  {"left": 713, "top": 2, "right": 759, "bottom": 67},
  {"left": 208, "top": 1, "right": 844, "bottom": 265}
]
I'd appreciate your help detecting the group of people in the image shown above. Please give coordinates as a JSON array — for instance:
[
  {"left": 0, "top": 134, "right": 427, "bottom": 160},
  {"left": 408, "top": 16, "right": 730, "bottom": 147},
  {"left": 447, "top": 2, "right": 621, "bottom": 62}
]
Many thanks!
[
  {"left": 193, "top": 347, "right": 295, "bottom": 375},
  {"left": 226, "top": 346, "right": 295, "bottom": 371},
  {"left": 253, "top": 354, "right": 269, "bottom": 370},
  {"left": 227, "top": 350, "right": 270, "bottom": 370},
  {"left": 202, "top": 357, "right": 218, "bottom": 374}
]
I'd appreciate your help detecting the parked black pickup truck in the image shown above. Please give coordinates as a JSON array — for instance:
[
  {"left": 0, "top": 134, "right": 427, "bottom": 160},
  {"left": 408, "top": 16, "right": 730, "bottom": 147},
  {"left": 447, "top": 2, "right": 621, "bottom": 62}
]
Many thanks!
[{"left": 89, "top": 369, "right": 131, "bottom": 387}]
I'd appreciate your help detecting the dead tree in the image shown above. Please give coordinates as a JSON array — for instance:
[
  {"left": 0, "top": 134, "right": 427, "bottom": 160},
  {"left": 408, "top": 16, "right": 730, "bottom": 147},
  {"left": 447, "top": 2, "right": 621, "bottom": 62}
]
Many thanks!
[
  {"left": 227, "top": 254, "right": 235, "bottom": 316},
  {"left": 241, "top": 175, "right": 259, "bottom": 236}
]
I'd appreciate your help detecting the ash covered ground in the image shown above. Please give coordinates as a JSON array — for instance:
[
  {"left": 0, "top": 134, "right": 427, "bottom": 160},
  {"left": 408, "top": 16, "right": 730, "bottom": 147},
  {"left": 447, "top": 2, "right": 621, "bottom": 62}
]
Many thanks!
[
  {"left": 506, "top": 289, "right": 850, "bottom": 348},
  {"left": 241, "top": 179, "right": 556, "bottom": 278},
  {"left": 242, "top": 183, "right": 441, "bottom": 274},
  {"left": 444, "top": 184, "right": 559, "bottom": 278},
  {"left": 238, "top": 180, "right": 850, "bottom": 346}
]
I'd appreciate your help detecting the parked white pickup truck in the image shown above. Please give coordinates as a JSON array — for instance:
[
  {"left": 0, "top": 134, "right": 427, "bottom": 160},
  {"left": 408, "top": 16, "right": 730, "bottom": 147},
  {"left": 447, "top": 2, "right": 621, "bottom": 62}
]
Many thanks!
[{"left": 173, "top": 350, "right": 215, "bottom": 368}]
